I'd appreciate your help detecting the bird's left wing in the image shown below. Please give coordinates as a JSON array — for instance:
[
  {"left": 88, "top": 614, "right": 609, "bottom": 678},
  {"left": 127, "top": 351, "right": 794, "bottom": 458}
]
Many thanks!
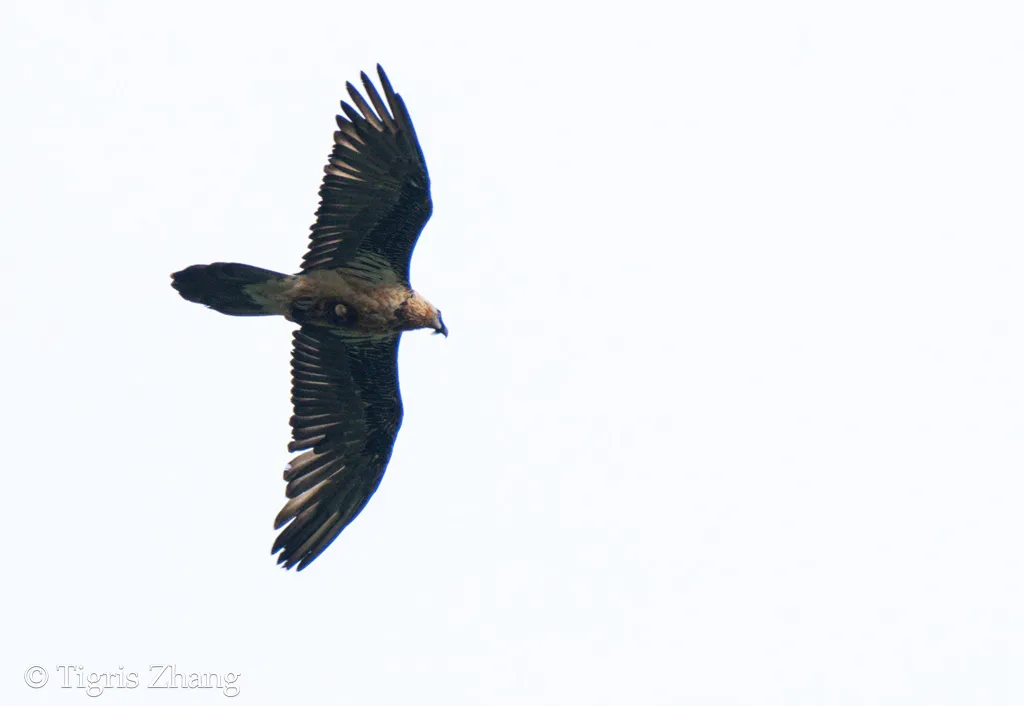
[{"left": 272, "top": 326, "right": 404, "bottom": 570}]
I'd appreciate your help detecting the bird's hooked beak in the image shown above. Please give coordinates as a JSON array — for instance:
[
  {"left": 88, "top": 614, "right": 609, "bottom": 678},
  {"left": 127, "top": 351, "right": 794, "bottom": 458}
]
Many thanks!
[{"left": 434, "top": 313, "right": 448, "bottom": 338}]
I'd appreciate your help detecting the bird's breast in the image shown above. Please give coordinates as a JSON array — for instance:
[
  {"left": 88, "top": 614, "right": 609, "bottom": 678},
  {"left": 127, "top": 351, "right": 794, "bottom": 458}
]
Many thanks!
[{"left": 284, "top": 270, "right": 410, "bottom": 333}]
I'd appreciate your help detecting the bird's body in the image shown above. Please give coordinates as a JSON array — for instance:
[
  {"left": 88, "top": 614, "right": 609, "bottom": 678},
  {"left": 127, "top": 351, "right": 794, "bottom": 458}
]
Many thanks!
[
  {"left": 171, "top": 65, "right": 445, "bottom": 570},
  {"left": 196, "top": 263, "right": 443, "bottom": 335}
]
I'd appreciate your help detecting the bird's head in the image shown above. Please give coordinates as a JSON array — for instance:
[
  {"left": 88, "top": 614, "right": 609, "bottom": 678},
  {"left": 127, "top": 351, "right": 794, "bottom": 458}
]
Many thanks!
[{"left": 397, "top": 293, "right": 448, "bottom": 337}]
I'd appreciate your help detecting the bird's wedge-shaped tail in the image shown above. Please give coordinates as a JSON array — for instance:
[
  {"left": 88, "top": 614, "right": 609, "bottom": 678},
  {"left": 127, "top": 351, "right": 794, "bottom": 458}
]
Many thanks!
[{"left": 171, "top": 262, "right": 286, "bottom": 316}]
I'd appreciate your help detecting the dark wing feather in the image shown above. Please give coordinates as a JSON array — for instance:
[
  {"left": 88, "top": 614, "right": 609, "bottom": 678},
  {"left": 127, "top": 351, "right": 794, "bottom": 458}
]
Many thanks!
[
  {"left": 302, "top": 65, "right": 432, "bottom": 283},
  {"left": 272, "top": 326, "right": 404, "bottom": 570}
]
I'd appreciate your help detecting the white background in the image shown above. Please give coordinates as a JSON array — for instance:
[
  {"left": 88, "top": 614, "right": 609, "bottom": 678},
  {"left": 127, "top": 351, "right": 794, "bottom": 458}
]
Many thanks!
[{"left": 2, "top": 0, "right": 1022, "bottom": 703}]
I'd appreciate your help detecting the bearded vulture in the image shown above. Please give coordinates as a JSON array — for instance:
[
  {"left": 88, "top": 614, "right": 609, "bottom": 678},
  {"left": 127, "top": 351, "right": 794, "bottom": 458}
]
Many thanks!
[{"left": 171, "top": 65, "right": 445, "bottom": 571}]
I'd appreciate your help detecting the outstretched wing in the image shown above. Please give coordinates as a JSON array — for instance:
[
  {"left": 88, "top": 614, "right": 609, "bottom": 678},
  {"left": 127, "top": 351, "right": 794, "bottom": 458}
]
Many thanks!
[
  {"left": 301, "top": 65, "right": 433, "bottom": 283},
  {"left": 272, "top": 326, "right": 404, "bottom": 570}
]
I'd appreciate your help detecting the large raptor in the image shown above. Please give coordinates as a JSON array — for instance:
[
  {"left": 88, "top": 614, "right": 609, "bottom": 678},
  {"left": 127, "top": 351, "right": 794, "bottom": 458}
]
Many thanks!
[{"left": 171, "top": 65, "right": 445, "bottom": 570}]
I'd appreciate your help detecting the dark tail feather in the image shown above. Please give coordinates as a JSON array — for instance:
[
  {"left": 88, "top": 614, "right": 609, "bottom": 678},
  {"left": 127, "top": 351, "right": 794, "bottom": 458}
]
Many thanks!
[{"left": 171, "top": 262, "right": 286, "bottom": 316}]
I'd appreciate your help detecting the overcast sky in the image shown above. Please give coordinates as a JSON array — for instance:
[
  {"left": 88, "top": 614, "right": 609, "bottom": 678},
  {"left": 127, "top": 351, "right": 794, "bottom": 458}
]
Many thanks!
[{"left": 2, "top": 0, "right": 1022, "bottom": 703}]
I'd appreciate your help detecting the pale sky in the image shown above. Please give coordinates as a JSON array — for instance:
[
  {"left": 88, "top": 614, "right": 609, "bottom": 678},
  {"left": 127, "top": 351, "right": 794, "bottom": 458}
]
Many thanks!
[{"left": 2, "top": 0, "right": 1023, "bottom": 703}]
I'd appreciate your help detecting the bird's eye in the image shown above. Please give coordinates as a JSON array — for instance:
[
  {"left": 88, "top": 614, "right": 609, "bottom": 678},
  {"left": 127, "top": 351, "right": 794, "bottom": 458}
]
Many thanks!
[{"left": 334, "top": 304, "right": 346, "bottom": 316}]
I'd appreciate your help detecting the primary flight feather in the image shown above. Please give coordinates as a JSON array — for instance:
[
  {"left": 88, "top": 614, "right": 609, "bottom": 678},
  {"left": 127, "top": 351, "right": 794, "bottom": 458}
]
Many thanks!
[{"left": 171, "top": 65, "right": 446, "bottom": 571}]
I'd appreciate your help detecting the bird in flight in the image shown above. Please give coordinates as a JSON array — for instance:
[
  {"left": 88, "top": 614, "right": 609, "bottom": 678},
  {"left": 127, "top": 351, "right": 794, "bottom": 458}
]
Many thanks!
[{"left": 171, "top": 65, "right": 444, "bottom": 571}]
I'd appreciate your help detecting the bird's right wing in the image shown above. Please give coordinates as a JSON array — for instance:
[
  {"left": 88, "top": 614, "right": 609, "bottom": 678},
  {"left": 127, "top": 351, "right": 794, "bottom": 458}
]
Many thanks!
[
  {"left": 272, "top": 326, "right": 404, "bottom": 570},
  {"left": 301, "top": 65, "right": 433, "bottom": 283}
]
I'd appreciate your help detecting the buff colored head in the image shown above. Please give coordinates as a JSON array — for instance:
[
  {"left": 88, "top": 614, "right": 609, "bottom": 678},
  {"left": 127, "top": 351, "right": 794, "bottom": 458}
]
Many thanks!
[{"left": 398, "top": 292, "right": 448, "bottom": 337}]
